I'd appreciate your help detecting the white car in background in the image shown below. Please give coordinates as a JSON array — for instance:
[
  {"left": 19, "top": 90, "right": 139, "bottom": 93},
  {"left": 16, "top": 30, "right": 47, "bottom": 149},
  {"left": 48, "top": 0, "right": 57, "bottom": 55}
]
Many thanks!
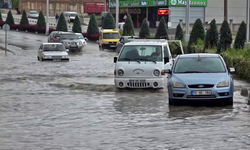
[
  {"left": 75, "top": 33, "right": 88, "bottom": 47},
  {"left": 37, "top": 43, "right": 69, "bottom": 61},
  {"left": 28, "top": 11, "right": 39, "bottom": 19}
]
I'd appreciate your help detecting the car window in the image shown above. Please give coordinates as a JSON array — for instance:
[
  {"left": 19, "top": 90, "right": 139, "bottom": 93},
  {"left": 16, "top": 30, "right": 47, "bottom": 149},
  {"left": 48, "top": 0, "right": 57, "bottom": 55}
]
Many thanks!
[
  {"left": 70, "top": 14, "right": 78, "bottom": 17},
  {"left": 118, "top": 45, "right": 163, "bottom": 62},
  {"left": 76, "top": 34, "right": 84, "bottom": 39},
  {"left": 164, "top": 46, "right": 169, "bottom": 58},
  {"left": 43, "top": 44, "right": 66, "bottom": 51},
  {"left": 39, "top": 45, "right": 43, "bottom": 50},
  {"left": 103, "top": 33, "right": 119, "bottom": 39},
  {"left": 60, "top": 34, "right": 78, "bottom": 40},
  {"left": 174, "top": 57, "right": 226, "bottom": 73}
]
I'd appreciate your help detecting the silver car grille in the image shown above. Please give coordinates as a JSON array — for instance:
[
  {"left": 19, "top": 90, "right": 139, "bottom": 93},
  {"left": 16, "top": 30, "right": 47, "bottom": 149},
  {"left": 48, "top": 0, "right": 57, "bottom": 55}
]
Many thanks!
[
  {"left": 52, "top": 56, "right": 62, "bottom": 59},
  {"left": 71, "top": 42, "right": 76, "bottom": 45},
  {"left": 127, "top": 82, "right": 150, "bottom": 88}
]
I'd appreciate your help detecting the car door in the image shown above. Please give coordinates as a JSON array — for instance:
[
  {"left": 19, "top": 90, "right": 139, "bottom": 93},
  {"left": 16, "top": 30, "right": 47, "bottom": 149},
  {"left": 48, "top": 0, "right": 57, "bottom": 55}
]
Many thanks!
[{"left": 163, "top": 45, "right": 173, "bottom": 70}]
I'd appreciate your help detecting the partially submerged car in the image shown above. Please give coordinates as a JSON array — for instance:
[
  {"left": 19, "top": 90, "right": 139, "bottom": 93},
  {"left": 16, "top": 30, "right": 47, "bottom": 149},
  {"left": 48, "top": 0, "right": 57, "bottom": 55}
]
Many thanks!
[
  {"left": 165, "top": 53, "right": 235, "bottom": 105},
  {"left": 37, "top": 43, "right": 69, "bottom": 61},
  {"left": 75, "top": 33, "right": 88, "bottom": 47}
]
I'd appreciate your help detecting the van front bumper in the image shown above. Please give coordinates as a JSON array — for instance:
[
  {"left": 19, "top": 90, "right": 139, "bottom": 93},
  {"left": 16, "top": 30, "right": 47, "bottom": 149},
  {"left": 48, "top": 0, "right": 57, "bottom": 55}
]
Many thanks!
[{"left": 115, "top": 77, "right": 167, "bottom": 89}]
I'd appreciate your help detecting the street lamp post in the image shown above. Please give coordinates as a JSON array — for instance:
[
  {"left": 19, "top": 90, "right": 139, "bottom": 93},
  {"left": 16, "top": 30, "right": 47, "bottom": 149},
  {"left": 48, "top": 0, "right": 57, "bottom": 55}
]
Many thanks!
[
  {"left": 115, "top": 0, "right": 119, "bottom": 30},
  {"left": 185, "top": 0, "right": 190, "bottom": 42},
  {"left": 46, "top": 0, "right": 49, "bottom": 35}
]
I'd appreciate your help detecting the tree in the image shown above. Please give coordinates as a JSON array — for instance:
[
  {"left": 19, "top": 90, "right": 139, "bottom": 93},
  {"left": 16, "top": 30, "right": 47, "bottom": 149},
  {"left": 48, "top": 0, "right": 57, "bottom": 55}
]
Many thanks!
[
  {"left": 102, "top": 12, "right": 115, "bottom": 29},
  {"left": 139, "top": 18, "right": 150, "bottom": 38},
  {"left": 217, "top": 20, "right": 232, "bottom": 52},
  {"left": 204, "top": 28, "right": 211, "bottom": 49},
  {"left": 0, "top": 11, "right": 2, "bottom": 21},
  {"left": 155, "top": 17, "right": 168, "bottom": 39},
  {"left": 36, "top": 11, "right": 46, "bottom": 28},
  {"left": 56, "top": 13, "right": 68, "bottom": 32},
  {"left": 234, "top": 21, "right": 246, "bottom": 50},
  {"left": 6, "top": 10, "right": 15, "bottom": 25},
  {"left": 122, "top": 14, "right": 135, "bottom": 36},
  {"left": 209, "top": 19, "right": 218, "bottom": 47},
  {"left": 11, "top": 0, "right": 19, "bottom": 8},
  {"left": 72, "top": 15, "right": 82, "bottom": 33},
  {"left": 175, "top": 23, "right": 183, "bottom": 40},
  {"left": 20, "top": 10, "right": 29, "bottom": 29},
  {"left": 87, "top": 14, "right": 99, "bottom": 36},
  {"left": 187, "top": 19, "right": 205, "bottom": 53}
]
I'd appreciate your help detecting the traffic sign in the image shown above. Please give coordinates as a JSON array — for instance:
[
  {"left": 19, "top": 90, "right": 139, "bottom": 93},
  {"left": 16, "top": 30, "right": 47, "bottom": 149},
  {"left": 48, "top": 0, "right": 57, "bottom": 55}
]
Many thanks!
[{"left": 2, "top": 24, "right": 10, "bottom": 31}]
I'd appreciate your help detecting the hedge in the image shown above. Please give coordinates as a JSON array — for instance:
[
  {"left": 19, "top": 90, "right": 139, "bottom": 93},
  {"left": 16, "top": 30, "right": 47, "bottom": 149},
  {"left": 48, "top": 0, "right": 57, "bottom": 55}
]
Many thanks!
[{"left": 221, "top": 49, "right": 250, "bottom": 80}]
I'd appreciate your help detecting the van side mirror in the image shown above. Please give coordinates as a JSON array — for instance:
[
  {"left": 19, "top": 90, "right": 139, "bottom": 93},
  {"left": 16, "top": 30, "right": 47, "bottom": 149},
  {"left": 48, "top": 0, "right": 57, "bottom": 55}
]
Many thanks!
[
  {"left": 114, "top": 57, "right": 117, "bottom": 63},
  {"left": 164, "top": 57, "right": 169, "bottom": 64}
]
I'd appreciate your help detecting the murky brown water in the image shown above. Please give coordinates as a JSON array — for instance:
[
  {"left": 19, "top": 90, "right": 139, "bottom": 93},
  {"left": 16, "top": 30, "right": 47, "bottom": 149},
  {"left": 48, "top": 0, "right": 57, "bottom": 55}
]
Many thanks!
[{"left": 0, "top": 30, "right": 250, "bottom": 149}]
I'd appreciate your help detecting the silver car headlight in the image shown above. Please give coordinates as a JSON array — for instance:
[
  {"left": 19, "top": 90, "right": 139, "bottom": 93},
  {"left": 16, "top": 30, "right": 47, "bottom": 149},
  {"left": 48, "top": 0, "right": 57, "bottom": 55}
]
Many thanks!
[
  {"left": 117, "top": 69, "right": 124, "bottom": 76},
  {"left": 172, "top": 81, "right": 185, "bottom": 88},
  {"left": 63, "top": 41, "right": 68, "bottom": 45},
  {"left": 153, "top": 70, "right": 160, "bottom": 76},
  {"left": 217, "top": 80, "right": 229, "bottom": 88},
  {"left": 79, "top": 42, "right": 82, "bottom": 45}
]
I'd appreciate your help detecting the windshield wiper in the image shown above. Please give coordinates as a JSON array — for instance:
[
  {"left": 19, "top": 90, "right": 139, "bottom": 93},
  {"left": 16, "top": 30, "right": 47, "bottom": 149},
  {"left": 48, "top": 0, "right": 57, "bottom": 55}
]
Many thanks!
[
  {"left": 139, "top": 58, "right": 157, "bottom": 64},
  {"left": 123, "top": 58, "right": 140, "bottom": 63},
  {"left": 178, "top": 71, "right": 208, "bottom": 73}
]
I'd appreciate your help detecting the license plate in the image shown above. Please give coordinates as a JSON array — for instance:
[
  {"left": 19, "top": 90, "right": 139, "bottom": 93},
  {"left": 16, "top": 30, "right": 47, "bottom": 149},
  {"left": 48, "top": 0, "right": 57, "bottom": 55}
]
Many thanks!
[
  {"left": 53, "top": 59, "right": 61, "bottom": 62},
  {"left": 110, "top": 45, "right": 116, "bottom": 47},
  {"left": 129, "top": 79, "right": 146, "bottom": 83},
  {"left": 191, "top": 90, "right": 212, "bottom": 95}
]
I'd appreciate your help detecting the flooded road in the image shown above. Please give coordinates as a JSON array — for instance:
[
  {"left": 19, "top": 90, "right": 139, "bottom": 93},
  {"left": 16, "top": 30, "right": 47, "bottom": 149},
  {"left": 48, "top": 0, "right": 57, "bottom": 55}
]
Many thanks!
[{"left": 0, "top": 30, "right": 250, "bottom": 150}]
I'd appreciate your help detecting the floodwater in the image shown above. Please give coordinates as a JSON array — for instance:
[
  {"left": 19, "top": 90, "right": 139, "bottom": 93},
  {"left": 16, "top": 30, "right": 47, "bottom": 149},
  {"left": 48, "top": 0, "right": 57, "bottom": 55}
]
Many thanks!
[{"left": 0, "top": 30, "right": 250, "bottom": 150}]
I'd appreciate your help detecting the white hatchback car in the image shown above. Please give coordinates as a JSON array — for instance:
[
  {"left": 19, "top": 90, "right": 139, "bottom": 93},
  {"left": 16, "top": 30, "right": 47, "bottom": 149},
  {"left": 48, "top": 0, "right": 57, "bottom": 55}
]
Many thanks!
[
  {"left": 37, "top": 43, "right": 69, "bottom": 61},
  {"left": 113, "top": 39, "right": 184, "bottom": 89}
]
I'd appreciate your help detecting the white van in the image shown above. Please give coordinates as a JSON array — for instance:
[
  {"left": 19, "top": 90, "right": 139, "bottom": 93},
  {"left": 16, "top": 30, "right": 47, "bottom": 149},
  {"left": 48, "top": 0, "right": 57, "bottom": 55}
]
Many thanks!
[
  {"left": 63, "top": 12, "right": 78, "bottom": 23},
  {"left": 113, "top": 39, "right": 184, "bottom": 89}
]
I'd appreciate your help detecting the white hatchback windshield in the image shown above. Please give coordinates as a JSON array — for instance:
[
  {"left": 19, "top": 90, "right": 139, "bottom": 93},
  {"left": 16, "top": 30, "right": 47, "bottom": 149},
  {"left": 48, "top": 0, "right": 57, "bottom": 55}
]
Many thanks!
[
  {"left": 174, "top": 57, "right": 226, "bottom": 73},
  {"left": 43, "top": 45, "right": 66, "bottom": 51},
  {"left": 118, "top": 45, "right": 163, "bottom": 62}
]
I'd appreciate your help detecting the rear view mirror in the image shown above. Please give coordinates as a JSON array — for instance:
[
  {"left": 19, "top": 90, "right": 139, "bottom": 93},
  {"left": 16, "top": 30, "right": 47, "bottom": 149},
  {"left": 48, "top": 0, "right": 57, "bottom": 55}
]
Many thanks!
[
  {"left": 164, "top": 57, "right": 169, "bottom": 64},
  {"left": 114, "top": 57, "right": 117, "bottom": 63}
]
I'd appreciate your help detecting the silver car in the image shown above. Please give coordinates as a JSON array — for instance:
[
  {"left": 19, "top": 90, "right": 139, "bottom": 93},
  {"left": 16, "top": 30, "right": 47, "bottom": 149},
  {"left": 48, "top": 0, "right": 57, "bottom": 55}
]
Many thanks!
[
  {"left": 57, "top": 33, "right": 84, "bottom": 52},
  {"left": 28, "top": 11, "right": 39, "bottom": 19},
  {"left": 37, "top": 43, "right": 69, "bottom": 61},
  {"left": 75, "top": 33, "right": 88, "bottom": 47}
]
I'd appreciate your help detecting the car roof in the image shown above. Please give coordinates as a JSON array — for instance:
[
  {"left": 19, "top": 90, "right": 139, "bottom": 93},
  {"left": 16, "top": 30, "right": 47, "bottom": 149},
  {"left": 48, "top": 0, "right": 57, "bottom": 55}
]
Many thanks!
[
  {"left": 101, "top": 29, "right": 119, "bottom": 33},
  {"left": 124, "top": 39, "right": 169, "bottom": 46},
  {"left": 42, "top": 43, "right": 63, "bottom": 45},
  {"left": 178, "top": 53, "right": 220, "bottom": 58}
]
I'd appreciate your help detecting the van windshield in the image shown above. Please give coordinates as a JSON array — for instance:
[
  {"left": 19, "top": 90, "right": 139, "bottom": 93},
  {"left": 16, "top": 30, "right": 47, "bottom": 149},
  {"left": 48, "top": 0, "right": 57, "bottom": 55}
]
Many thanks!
[
  {"left": 70, "top": 14, "right": 78, "bottom": 17},
  {"left": 118, "top": 45, "right": 163, "bottom": 62},
  {"left": 103, "top": 33, "right": 119, "bottom": 39}
]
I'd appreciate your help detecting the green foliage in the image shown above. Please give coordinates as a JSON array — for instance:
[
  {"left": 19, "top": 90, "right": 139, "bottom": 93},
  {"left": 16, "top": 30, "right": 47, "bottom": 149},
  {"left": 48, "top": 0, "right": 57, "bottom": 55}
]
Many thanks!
[
  {"left": 175, "top": 23, "right": 183, "bottom": 40},
  {"left": 204, "top": 28, "right": 211, "bottom": 49},
  {"left": 209, "top": 19, "right": 218, "bottom": 47},
  {"left": 56, "top": 13, "right": 68, "bottom": 32},
  {"left": 87, "top": 14, "right": 99, "bottom": 35},
  {"left": 6, "top": 10, "right": 15, "bottom": 25},
  {"left": 102, "top": 12, "right": 115, "bottom": 29},
  {"left": 221, "top": 49, "right": 250, "bottom": 80},
  {"left": 37, "top": 11, "right": 46, "bottom": 28},
  {"left": 20, "top": 10, "right": 29, "bottom": 29},
  {"left": 234, "top": 21, "right": 246, "bottom": 50},
  {"left": 0, "top": 11, "right": 2, "bottom": 21},
  {"left": 189, "top": 38, "right": 205, "bottom": 53},
  {"left": 11, "top": 0, "right": 19, "bottom": 8},
  {"left": 72, "top": 15, "right": 82, "bottom": 33},
  {"left": 122, "top": 14, "right": 135, "bottom": 36},
  {"left": 139, "top": 18, "right": 150, "bottom": 38},
  {"left": 217, "top": 20, "right": 232, "bottom": 53},
  {"left": 169, "top": 42, "right": 183, "bottom": 57},
  {"left": 187, "top": 19, "right": 205, "bottom": 53},
  {"left": 155, "top": 17, "right": 168, "bottom": 39}
]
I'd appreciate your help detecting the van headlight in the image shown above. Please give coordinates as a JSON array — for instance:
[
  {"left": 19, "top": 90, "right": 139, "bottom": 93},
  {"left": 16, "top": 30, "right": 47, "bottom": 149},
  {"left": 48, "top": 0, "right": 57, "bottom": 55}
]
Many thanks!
[
  {"left": 117, "top": 69, "right": 124, "bottom": 76},
  {"left": 172, "top": 81, "right": 185, "bottom": 88},
  {"left": 153, "top": 70, "right": 160, "bottom": 76},
  {"left": 217, "top": 80, "right": 229, "bottom": 88}
]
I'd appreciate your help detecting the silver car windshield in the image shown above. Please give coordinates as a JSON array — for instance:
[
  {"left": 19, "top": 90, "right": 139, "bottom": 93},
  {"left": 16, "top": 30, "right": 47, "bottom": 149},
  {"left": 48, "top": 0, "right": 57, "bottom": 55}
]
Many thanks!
[
  {"left": 118, "top": 45, "right": 163, "bottom": 62},
  {"left": 76, "top": 34, "right": 84, "bottom": 39},
  {"left": 43, "top": 45, "right": 66, "bottom": 51},
  {"left": 60, "top": 34, "right": 78, "bottom": 40},
  {"left": 174, "top": 57, "right": 226, "bottom": 73},
  {"left": 30, "top": 11, "right": 38, "bottom": 14}
]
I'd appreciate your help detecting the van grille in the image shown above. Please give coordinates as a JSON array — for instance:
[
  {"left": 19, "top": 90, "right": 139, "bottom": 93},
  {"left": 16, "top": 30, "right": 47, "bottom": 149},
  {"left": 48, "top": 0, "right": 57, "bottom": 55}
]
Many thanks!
[
  {"left": 127, "top": 82, "right": 150, "bottom": 88},
  {"left": 109, "top": 42, "right": 117, "bottom": 44}
]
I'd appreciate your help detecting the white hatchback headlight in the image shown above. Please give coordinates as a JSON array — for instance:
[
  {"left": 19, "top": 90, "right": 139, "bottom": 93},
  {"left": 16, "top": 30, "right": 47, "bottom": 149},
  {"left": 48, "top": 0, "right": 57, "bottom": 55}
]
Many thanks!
[
  {"left": 153, "top": 70, "right": 160, "bottom": 76},
  {"left": 217, "top": 80, "right": 229, "bottom": 88},
  {"left": 117, "top": 69, "right": 124, "bottom": 76},
  {"left": 172, "top": 81, "right": 185, "bottom": 88}
]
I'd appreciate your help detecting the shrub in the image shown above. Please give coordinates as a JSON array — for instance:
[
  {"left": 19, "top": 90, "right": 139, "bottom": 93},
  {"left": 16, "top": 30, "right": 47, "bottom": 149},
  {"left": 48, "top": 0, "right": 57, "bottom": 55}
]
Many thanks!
[
  {"left": 122, "top": 14, "right": 135, "bottom": 36},
  {"left": 56, "top": 13, "right": 68, "bottom": 31},
  {"left": 37, "top": 11, "right": 46, "bottom": 28},
  {"left": 217, "top": 20, "right": 232, "bottom": 53},
  {"left": 187, "top": 19, "right": 205, "bottom": 53},
  {"left": 22, "top": 24, "right": 36, "bottom": 32},
  {"left": 209, "top": 19, "right": 218, "bottom": 47},
  {"left": 102, "top": 12, "right": 115, "bottom": 29},
  {"left": 204, "top": 28, "right": 211, "bottom": 49},
  {"left": 0, "top": 20, "right": 5, "bottom": 27},
  {"left": 155, "top": 17, "right": 168, "bottom": 39},
  {"left": 189, "top": 38, "right": 205, "bottom": 53},
  {"left": 0, "top": 11, "right": 2, "bottom": 21},
  {"left": 20, "top": 10, "right": 29, "bottom": 30},
  {"left": 10, "top": 24, "right": 20, "bottom": 30},
  {"left": 139, "top": 18, "right": 150, "bottom": 38},
  {"left": 234, "top": 21, "right": 246, "bottom": 50},
  {"left": 175, "top": 23, "right": 183, "bottom": 40},
  {"left": 72, "top": 15, "right": 82, "bottom": 33},
  {"left": 87, "top": 14, "right": 99, "bottom": 37},
  {"left": 6, "top": 10, "right": 15, "bottom": 25}
]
